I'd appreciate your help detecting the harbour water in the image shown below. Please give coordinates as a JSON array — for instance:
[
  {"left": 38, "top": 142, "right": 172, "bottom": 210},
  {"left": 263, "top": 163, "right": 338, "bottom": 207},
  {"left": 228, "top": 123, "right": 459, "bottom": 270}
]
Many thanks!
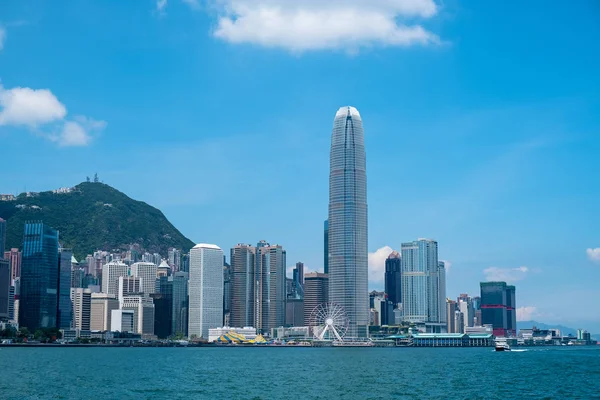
[{"left": 1, "top": 346, "right": 599, "bottom": 399}]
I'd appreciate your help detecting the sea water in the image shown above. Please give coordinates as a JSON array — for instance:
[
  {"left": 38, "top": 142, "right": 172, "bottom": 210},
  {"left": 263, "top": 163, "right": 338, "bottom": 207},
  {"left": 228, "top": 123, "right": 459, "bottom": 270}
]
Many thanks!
[{"left": 1, "top": 346, "right": 599, "bottom": 399}]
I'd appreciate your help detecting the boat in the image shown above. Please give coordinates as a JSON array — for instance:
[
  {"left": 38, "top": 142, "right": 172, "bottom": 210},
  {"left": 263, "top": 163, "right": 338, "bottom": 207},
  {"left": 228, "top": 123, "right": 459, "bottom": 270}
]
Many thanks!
[{"left": 495, "top": 342, "right": 510, "bottom": 351}]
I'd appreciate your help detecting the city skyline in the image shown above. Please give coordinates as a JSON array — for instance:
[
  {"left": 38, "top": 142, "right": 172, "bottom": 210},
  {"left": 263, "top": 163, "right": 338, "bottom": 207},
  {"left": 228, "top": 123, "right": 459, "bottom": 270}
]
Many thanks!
[{"left": 0, "top": 1, "right": 599, "bottom": 332}]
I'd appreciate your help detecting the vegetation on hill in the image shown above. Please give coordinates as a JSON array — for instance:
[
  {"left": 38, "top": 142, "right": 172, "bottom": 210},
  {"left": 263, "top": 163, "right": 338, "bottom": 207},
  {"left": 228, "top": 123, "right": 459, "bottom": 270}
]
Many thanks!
[{"left": 0, "top": 182, "right": 194, "bottom": 260}]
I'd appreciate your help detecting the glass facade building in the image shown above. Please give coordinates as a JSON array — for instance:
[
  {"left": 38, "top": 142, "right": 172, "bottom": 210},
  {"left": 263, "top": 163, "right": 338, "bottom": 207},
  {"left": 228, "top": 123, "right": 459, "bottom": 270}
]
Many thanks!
[
  {"left": 480, "top": 281, "right": 516, "bottom": 337},
  {"left": 385, "top": 251, "right": 402, "bottom": 306},
  {"left": 20, "top": 222, "right": 60, "bottom": 330},
  {"left": 230, "top": 244, "right": 256, "bottom": 328},
  {"left": 171, "top": 271, "right": 188, "bottom": 336},
  {"left": 328, "top": 106, "right": 368, "bottom": 338},
  {"left": 58, "top": 248, "right": 73, "bottom": 329}
]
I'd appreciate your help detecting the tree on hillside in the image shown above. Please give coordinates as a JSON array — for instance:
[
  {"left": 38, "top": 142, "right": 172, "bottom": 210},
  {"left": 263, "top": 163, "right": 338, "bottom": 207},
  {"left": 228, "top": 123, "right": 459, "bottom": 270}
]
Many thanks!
[{"left": 94, "top": 173, "right": 99, "bottom": 183}]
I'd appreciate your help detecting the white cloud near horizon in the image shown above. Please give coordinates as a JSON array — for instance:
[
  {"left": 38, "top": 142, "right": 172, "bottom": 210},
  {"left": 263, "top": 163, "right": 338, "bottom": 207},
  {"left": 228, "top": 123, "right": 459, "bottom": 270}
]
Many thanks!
[
  {"left": 517, "top": 306, "right": 538, "bottom": 321},
  {"left": 369, "top": 245, "right": 395, "bottom": 286},
  {"left": 0, "top": 27, "right": 6, "bottom": 51},
  {"left": 0, "top": 83, "right": 105, "bottom": 147},
  {"left": 208, "top": 0, "right": 440, "bottom": 52},
  {"left": 483, "top": 266, "right": 529, "bottom": 283},
  {"left": 586, "top": 248, "right": 600, "bottom": 263}
]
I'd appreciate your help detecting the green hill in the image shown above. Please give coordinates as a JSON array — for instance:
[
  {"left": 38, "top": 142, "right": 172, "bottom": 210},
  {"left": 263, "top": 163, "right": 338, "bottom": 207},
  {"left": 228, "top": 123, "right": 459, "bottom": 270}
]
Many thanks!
[{"left": 0, "top": 182, "right": 194, "bottom": 260}]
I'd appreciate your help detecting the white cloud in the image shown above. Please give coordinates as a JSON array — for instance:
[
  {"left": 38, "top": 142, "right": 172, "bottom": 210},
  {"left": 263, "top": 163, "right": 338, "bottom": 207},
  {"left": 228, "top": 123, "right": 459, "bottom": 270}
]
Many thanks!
[
  {"left": 586, "top": 248, "right": 600, "bottom": 263},
  {"left": 182, "top": 0, "right": 200, "bottom": 9},
  {"left": 0, "top": 27, "right": 6, "bottom": 51},
  {"left": 369, "top": 246, "right": 395, "bottom": 285},
  {"left": 516, "top": 306, "right": 538, "bottom": 321},
  {"left": 156, "top": 0, "right": 168, "bottom": 12},
  {"left": 0, "top": 84, "right": 67, "bottom": 127},
  {"left": 483, "top": 266, "right": 529, "bottom": 283},
  {"left": 0, "top": 83, "right": 105, "bottom": 147},
  {"left": 210, "top": 0, "right": 440, "bottom": 52},
  {"left": 50, "top": 116, "right": 106, "bottom": 147}
]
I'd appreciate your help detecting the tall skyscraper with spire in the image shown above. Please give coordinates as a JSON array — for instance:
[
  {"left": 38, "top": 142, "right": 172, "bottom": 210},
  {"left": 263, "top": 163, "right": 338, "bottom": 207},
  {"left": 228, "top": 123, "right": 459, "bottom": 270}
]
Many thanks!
[{"left": 328, "top": 106, "right": 368, "bottom": 338}]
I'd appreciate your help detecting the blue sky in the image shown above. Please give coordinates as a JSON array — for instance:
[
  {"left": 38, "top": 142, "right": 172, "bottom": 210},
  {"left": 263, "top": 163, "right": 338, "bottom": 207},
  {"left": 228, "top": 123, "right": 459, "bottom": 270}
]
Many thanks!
[{"left": 1, "top": 0, "right": 599, "bottom": 330}]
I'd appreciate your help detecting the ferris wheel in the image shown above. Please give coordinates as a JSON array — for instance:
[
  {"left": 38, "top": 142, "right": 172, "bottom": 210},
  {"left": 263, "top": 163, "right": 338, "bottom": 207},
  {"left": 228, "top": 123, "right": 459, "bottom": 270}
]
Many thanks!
[{"left": 309, "top": 302, "right": 349, "bottom": 341}]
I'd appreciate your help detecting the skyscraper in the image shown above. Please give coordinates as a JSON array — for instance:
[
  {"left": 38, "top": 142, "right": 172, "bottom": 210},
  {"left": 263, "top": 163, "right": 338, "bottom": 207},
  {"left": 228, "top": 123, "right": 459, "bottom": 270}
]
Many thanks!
[
  {"left": 19, "top": 222, "right": 60, "bottom": 330},
  {"left": 323, "top": 220, "right": 329, "bottom": 274},
  {"left": 188, "top": 243, "right": 224, "bottom": 339},
  {"left": 401, "top": 239, "right": 445, "bottom": 330},
  {"left": 328, "top": 106, "right": 368, "bottom": 338},
  {"left": 91, "top": 293, "right": 119, "bottom": 331},
  {"left": 172, "top": 271, "right": 188, "bottom": 336},
  {"left": 255, "top": 243, "right": 286, "bottom": 333},
  {"left": 480, "top": 281, "right": 517, "bottom": 337},
  {"left": 70, "top": 288, "right": 91, "bottom": 330},
  {"left": 58, "top": 248, "right": 73, "bottom": 329},
  {"left": 385, "top": 251, "right": 402, "bottom": 306},
  {"left": 303, "top": 272, "right": 329, "bottom": 327},
  {"left": 5, "top": 249, "right": 22, "bottom": 281},
  {"left": 0, "top": 219, "right": 8, "bottom": 320},
  {"left": 130, "top": 262, "right": 158, "bottom": 294},
  {"left": 101, "top": 261, "right": 129, "bottom": 297},
  {"left": 0, "top": 217, "right": 6, "bottom": 256},
  {"left": 230, "top": 244, "right": 256, "bottom": 328},
  {"left": 438, "top": 261, "right": 447, "bottom": 325}
]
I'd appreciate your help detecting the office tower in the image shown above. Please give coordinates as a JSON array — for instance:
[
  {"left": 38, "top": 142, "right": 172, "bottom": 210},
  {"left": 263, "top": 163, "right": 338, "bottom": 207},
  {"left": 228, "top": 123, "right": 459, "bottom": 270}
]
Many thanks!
[
  {"left": 223, "top": 262, "right": 231, "bottom": 326},
  {"left": 303, "top": 272, "right": 329, "bottom": 326},
  {"left": 188, "top": 244, "right": 223, "bottom": 339},
  {"left": 5, "top": 249, "right": 22, "bottom": 280},
  {"left": 130, "top": 262, "right": 157, "bottom": 294},
  {"left": 19, "top": 222, "right": 60, "bottom": 330},
  {"left": 401, "top": 239, "right": 444, "bottom": 328},
  {"left": 0, "top": 258, "right": 8, "bottom": 320},
  {"left": 438, "top": 262, "right": 447, "bottom": 325},
  {"left": 101, "top": 261, "right": 129, "bottom": 296},
  {"left": 180, "top": 253, "right": 189, "bottom": 273},
  {"left": 480, "top": 281, "right": 517, "bottom": 337},
  {"left": 458, "top": 294, "right": 474, "bottom": 330},
  {"left": 0, "top": 217, "right": 5, "bottom": 255},
  {"left": 323, "top": 220, "right": 329, "bottom": 274},
  {"left": 446, "top": 299, "right": 458, "bottom": 333},
  {"left": 370, "top": 291, "right": 393, "bottom": 326},
  {"left": 12, "top": 277, "right": 20, "bottom": 324},
  {"left": 385, "top": 251, "right": 402, "bottom": 306},
  {"left": 85, "top": 255, "right": 95, "bottom": 276},
  {"left": 111, "top": 309, "right": 135, "bottom": 333},
  {"left": 328, "top": 106, "right": 368, "bottom": 338},
  {"left": 151, "top": 283, "right": 173, "bottom": 339},
  {"left": 157, "top": 259, "right": 171, "bottom": 278},
  {"left": 454, "top": 310, "right": 465, "bottom": 334},
  {"left": 255, "top": 243, "right": 286, "bottom": 333},
  {"left": 8, "top": 284, "right": 15, "bottom": 320},
  {"left": 118, "top": 276, "right": 142, "bottom": 303},
  {"left": 71, "top": 267, "right": 86, "bottom": 289},
  {"left": 168, "top": 248, "right": 181, "bottom": 271},
  {"left": 152, "top": 253, "right": 162, "bottom": 266},
  {"left": 286, "top": 298, "right": 304, "bottom": 327},
  {"left": 121, "top": 295, "right": 155, "bottom": 335},
  {"left": 172, "top": 271, "right": 188, "bottom": 336},
  {"left": 293, "top": 262, "right": 304, "bottom": 288},
  {"left": 70, "top": 288, "right": 91, "bottom": 330},
  {"left": 91, "top": 293, "right": 119, "bottom": 331},
  {"left": 230, "top": 244, "right": 256, "bottom": 328},
  {"left": 57, "top": 248, "right": 73, "bottom": 329}
]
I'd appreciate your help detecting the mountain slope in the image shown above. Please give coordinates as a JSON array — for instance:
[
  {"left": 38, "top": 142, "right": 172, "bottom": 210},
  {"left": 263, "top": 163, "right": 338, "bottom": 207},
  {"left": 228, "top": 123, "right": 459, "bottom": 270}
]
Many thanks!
[{"left": 0, "top": 182, "right": 194, "bottom": 260}]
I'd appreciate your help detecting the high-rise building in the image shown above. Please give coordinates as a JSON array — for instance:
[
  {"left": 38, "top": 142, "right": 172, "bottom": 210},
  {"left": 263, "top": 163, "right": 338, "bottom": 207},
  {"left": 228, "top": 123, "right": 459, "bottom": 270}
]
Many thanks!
[
  {"left": 438, "top": 261, "right": 447, "bottom": 325},
  {"left": 101, "top": 261, "right": 129, "bottom": 297},
  {"left": 151, "top": 290, "right": 172, "bottom": 339},
  {"left": 91, "top": 293, "right": 119, "bottom": 331},
  {"left": 323, "top": 220, "right": 329, "bottom": 274},
  {"left": 70, "top": 288, "right": 91, "bottom": 330},
  {"left": 446, "top": 299, "right": 458, "bottom": 333},
  {"left": 111, "top": 309, "right": 135, "bottom": 333},
  {"left": 0, "top": 258, "right": 9, "bottom": 320},
  {"left": 172, "top": 271, "right": 188, "bottom": 337},
  {"left": 255, "top": 243, "right": 286, "bottom": 333},
  {"left": 293, "top": 262, "right": 304, "bottom": 288},
  {"left": 401, "top": 239, "right": 445, "bottom": 329},
  {"left": 130, "top": 262, "right": 157, "bottom": 294},
  {"left": 57, "top": 248, "right": 73, "bottom": 329},
  {"left": 328, "top": 106, "right": 368, "bottom": 338},
  {"left": 480, "top": 281, "right": 517, "bottom": 337},
  {"left": 4, "top": 249, "right": 22, "bottom": 281},
  {"left": 385, "top": 251, "right": 402, "bottom": 306},
  {"left": 458, "top": 294, "right": 474, "bottom": 330},
  {"left": 168, "top": 248, "right": 182, "bottom": 272},
  {"left": 121, "top": 295, "right": 154, "bottom": 335},
  {"left": 454, "top": 310, "right": 465, "bottom": 334},
  {"left": 0, "top": 217, "right": 6, "bottom": 256},
  {"left": 303, "top": 272, "right": 329, "bottom": 327},
  {"left": 223, "top": 262, "right": 231, "bottom": 326},
  {"left": 118, "top": 276, "right": 142, "bottom": 303},
  {"left": 285, "top": 298, "right": 304, "bottom": 327},
  {"left": 19, "top": 222, "right": 60, "bottom": 330},
  {"left": 188, "top": 244, "right": 223, "bottom": 339},
  {"left": 230, "top": 244, "right": 256, "bottom": 328}
]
